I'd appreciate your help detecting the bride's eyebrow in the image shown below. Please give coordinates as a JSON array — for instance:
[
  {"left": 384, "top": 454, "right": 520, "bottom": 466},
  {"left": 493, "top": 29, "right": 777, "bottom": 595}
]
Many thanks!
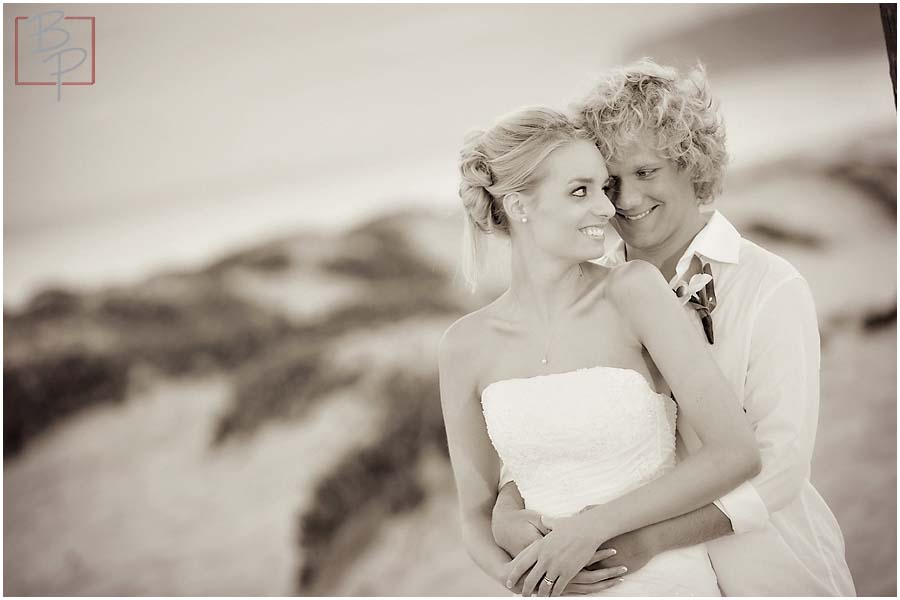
[{"left": 566, "top": 177, "right": 594, "bottom": 185}]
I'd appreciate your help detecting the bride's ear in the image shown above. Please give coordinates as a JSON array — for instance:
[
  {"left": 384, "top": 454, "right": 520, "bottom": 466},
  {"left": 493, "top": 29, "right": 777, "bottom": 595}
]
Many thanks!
[{"left": 503, "top": 192, "right": 528, "bottom": 224}]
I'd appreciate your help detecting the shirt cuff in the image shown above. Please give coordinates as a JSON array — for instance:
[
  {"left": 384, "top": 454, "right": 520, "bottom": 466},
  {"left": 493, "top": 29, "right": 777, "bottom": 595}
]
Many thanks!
[{"left": 714, "top": 482, "right": 770, "bottom": 534}]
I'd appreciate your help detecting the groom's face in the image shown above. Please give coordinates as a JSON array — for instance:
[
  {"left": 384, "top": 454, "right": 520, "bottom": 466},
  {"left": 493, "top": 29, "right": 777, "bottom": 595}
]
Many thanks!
[{"left": 605, "top": 135, "right": 700, "bottom": 254}]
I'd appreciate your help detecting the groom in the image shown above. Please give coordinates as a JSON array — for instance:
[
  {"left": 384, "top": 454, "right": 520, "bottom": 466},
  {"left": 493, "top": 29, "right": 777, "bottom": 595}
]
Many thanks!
[{"left": 490, "top": 59, "right": 856, "bottom": 596}]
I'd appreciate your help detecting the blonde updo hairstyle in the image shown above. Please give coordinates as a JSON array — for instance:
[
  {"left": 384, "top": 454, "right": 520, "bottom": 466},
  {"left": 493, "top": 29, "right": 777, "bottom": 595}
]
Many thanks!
[
  {"left": 458, "top": 107, "right": 590, "bottom": 291},
  {"left": 573, "top": 58, "right": 728, "bottom": 204}
]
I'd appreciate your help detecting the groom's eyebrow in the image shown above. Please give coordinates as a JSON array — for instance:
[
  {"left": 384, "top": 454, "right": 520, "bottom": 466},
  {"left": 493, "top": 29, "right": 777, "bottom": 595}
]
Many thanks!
[
  {"left": 567, "top": 177, "right": 594, "bottom": 184},
  {"left": 632, "top": 158, "right": 663, "bottom": 168}
]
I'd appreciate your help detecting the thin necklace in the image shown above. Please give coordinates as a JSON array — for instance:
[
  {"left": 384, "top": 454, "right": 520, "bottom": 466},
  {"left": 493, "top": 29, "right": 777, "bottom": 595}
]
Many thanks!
[
  {"left": 540, "top": 327, "right": 553, "bottom": 365},
  {"left": 537, "top": 264, "right": 584, "bottom": 366}
]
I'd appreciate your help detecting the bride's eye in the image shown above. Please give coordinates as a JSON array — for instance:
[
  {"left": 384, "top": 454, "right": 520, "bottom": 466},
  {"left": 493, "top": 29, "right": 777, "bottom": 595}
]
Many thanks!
[{"left": 572, "top": 186, "right": 587, "bottom": 197}]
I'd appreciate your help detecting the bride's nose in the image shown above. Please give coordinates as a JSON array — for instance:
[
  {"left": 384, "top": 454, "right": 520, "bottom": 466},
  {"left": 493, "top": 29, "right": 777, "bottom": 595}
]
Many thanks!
[{"left": 591, "top": 189, "right": 616, "bottom": 221}]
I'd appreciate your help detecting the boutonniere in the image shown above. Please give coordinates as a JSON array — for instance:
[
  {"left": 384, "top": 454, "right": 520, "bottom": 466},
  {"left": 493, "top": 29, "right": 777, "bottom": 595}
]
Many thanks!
[{"left": 673, "top": 262, "right": 717, "bottom": 344}]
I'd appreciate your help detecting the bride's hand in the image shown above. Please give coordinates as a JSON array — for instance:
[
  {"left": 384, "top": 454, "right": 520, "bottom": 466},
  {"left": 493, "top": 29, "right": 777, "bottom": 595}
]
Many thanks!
[{"left": 505, "top": 514, "right": 610, "bottom": 597}]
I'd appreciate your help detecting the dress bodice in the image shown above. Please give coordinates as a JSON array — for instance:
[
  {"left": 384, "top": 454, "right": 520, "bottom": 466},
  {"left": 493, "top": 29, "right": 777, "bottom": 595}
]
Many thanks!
[{"left": 481, "top": 366, "right": 677, "bottom": 518}]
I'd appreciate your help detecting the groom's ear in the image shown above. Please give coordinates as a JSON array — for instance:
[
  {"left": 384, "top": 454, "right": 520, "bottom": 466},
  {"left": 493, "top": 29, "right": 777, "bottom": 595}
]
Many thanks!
[{"left": 503, "top": 192, "right": 528, "bottom": 223}]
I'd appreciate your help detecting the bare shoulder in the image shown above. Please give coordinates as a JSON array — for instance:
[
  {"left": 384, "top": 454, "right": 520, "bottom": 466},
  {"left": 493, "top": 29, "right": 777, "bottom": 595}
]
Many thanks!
[
  {"left": 438, "top": 303, "right": 500, "bottom": 395},
  {"left": 439, "top": 310, "right": 486, "bottom": 366},
  {"left": 604, "top": 259, "right": 670, "bottom": 310}
]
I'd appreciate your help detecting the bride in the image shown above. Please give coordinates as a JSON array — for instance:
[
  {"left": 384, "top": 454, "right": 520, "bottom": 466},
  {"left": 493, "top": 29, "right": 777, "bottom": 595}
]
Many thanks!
[{"left": 439, "top": 107, "right": 761, "bottom": 597}]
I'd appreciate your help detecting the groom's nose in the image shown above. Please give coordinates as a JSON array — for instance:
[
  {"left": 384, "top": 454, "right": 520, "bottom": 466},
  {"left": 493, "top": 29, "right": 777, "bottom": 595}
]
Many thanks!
[{"left": 615, "top": 178, "right": 643, "bottom": 211}]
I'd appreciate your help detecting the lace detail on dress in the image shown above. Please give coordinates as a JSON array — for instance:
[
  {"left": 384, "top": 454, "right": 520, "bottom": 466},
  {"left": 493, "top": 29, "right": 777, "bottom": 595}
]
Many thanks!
[{"left": 481, "top": 366, "right": 677, "bottom": 518}]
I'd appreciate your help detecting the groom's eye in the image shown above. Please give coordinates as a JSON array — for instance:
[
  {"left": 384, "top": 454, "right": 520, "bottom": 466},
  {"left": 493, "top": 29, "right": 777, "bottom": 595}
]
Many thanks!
[
  {"left": 602, "top": 176, "right": 620, "bottom": 201},
  {"left": 571, "top": 186, "right": 587, "bottom": 197}
]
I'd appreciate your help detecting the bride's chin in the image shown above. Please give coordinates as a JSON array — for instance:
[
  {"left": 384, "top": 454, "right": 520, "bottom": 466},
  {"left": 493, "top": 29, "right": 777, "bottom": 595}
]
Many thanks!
[
  {"left": 578, "top": 234, "right": 606, "bottom": 250},
  {"left": 576, "top": 252, "right": 605, "bottom": 264}
]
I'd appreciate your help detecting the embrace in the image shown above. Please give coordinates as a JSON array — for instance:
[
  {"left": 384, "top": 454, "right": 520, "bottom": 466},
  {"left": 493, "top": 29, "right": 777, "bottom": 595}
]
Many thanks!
[{"left": 439, "top": 59, "right": 856, "bottom": 597}]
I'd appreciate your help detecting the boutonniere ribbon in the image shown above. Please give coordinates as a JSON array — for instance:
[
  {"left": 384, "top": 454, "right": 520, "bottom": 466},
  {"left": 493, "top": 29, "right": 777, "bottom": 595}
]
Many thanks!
[{"left": 673, "top": 262, "right": 717, "bottom": 344}]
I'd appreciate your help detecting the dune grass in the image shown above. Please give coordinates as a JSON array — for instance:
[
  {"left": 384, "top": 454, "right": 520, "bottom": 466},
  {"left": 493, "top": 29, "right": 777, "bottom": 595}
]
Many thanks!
[
  {"left": 4, "top": 349, "right": 130, "bottom": 456},
  {"left": 212, "top": 343, "right": 363, "bottom": 445},
  {"left": 3, "top": 212, "right": 462, "bottom": 457},
  {"left": 3, "top": 280, "right": 294, "bottom": 456},
  {"left": 296, "top": 368, "right": 445, "bottom": 592}
]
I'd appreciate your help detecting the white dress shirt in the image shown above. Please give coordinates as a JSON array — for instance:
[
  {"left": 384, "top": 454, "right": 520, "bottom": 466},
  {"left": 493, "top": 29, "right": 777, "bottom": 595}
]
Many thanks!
[{"left": 602, "top": 210, "right": 856, "bottom": 596}]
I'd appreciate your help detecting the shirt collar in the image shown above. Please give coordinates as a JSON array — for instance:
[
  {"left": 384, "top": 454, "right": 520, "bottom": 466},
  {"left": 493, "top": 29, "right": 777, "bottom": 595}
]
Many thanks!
[{"left": 599, "top": 210, "right": 742, "bottom": 281}]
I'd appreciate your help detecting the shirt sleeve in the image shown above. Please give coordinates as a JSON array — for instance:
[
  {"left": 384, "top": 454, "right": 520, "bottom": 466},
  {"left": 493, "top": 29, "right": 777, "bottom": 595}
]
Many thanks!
[{"left": 714, "top": 275, "right": 821, "bottom": 534}]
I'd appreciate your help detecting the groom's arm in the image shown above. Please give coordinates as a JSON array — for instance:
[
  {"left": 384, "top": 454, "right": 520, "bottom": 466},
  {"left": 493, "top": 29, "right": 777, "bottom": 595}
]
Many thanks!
[
  {"left": 492, "top": 473, "right": 734, "bottom": 575},
  {"left": 579, "top": 429, "right": 736, "bottom": 573},
  {"left": 702, "top": 276, "right": 821, "bottom": 533},
  {"left": 601, "top": 276, "right": 821, "bottom": 571},
  {"left": 492, "top": 480, "right": 546, "bottom": 557},
  {"left": 591, "top": 504, "right": 733, "bottom": 573}
]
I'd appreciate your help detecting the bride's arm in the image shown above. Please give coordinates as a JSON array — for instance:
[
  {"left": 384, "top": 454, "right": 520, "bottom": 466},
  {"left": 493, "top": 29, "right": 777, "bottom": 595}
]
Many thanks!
[
  {"left": 580, "top": 259, "right": 761, "bottom": 539},
  {"left": 506, "top": 260, "right": 760, "bottom": 596},
  {"left": 438, "top": 319, "right": 514, "bottom": 590}
]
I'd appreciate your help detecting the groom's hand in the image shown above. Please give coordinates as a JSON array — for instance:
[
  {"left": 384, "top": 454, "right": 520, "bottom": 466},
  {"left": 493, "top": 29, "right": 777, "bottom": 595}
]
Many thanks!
[
  {"left": 590, "top": 527, "right": 658, "bottom": 574},
  {"left": 492, "top": 506, "right": 547, "bottom": 557},
  {"left": 492, "top": 481, "right": 547, "bottom": 557},
  {"left": 550, "top": 529, "right": 655, "bottom": 595}
]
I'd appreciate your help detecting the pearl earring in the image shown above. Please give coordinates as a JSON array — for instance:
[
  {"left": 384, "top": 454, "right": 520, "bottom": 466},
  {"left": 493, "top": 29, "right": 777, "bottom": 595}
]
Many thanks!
[{"left": 521, "top": 217, "right": 528, "bottom": 223}]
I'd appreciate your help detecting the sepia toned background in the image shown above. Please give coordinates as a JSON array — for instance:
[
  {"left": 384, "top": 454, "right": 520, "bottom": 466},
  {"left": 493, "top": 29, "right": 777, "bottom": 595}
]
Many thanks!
[{"left": 4, "top": 3, "right": 896, "bottom": 596}]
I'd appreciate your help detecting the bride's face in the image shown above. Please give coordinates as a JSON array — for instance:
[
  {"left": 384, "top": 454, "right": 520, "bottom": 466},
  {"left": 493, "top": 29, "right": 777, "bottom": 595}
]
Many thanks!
[{"left": 520, "top": 139, "right": 616, "bottom": 261}]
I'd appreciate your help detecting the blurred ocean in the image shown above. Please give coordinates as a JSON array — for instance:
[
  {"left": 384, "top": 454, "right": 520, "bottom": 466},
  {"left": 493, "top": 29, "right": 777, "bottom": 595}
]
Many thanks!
[
  {"left": 4, "top": 3, "right": 897, "bottom": 597},
  {"left": 4, "top": 4, "right": 895, "bottom": 306}
]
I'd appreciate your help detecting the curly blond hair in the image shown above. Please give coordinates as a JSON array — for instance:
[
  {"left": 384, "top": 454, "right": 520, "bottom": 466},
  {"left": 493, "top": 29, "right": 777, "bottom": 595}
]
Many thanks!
[{"left": 572, "top": 58, "right": 728, "bottom": 203}]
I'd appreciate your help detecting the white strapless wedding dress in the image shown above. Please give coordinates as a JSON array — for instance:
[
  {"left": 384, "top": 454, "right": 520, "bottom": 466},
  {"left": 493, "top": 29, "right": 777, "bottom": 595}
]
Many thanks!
[{"left": 482, "top": 366, "right": 720, "bottom": 597}]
